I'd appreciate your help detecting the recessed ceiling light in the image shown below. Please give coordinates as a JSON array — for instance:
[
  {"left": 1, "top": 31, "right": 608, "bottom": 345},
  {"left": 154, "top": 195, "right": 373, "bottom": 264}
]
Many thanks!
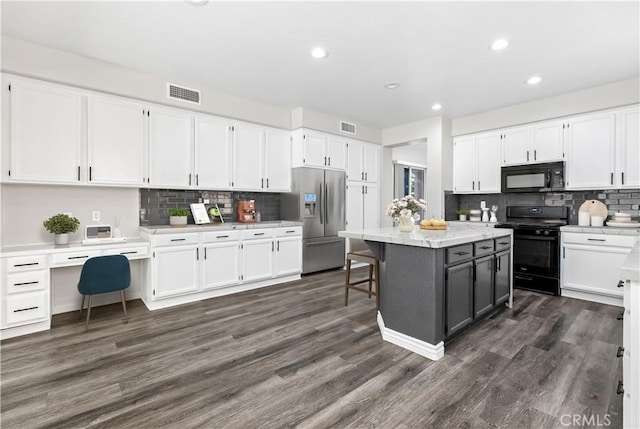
[
  {"left": 384, "top": 82, "right": 399, "bottom": 89},
  {"left": 526, "top": 76, "right": 542, "bottom": 85},
  {"left": 186, "top": 0, "right": 209, "bottom": 6},
  {"left": 490, "top": 38, "right": 509, "bottom": 50},
  {"left": 311, "top": 47, "right": 328, "bottom": 59},
  {"left": 431, "top": 103, "right": 442, "bottom": 111}
]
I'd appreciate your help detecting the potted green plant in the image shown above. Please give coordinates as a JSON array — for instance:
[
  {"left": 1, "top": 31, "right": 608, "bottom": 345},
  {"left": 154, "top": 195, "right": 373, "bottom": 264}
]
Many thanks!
[
  {"left": 457, "top": 209, "right": 470, "bottom": 221},
  {"left": 169, "top": 207, "right": 190, "bottom": 226},
  {"left": 43, "top": 213, "right": 81, "bottom": 245}
]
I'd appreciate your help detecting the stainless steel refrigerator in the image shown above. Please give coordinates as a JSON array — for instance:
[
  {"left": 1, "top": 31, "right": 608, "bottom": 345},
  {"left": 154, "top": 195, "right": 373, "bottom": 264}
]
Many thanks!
[{"left": 281, "top": 167, "right": 345, "bottom": 274}]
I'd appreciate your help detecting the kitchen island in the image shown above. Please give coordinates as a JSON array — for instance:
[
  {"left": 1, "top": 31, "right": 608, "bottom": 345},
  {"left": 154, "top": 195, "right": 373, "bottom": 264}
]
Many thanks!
[{"left": 339, "top": 223, "right": 513, "bottom": 360}]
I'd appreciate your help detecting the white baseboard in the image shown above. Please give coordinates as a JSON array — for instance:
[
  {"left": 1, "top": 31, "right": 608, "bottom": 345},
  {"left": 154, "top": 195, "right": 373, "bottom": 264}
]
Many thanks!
[
  {"left": 376, "top": 312, "right": 444, "bottom": 361},
  {"left": 1, "top": 320, "right": 51, "bottom": 340},
  {"left": 561, "top": 287, "right": 623, "bottom": 307}
]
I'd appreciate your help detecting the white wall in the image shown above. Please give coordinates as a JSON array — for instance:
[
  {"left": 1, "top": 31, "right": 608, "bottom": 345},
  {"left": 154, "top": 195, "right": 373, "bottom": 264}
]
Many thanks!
[
  {"left": 452, "top": 77, "right": 640, "bottom": 136},
  {"left": 391, "top": 142, "right": 428, "bottom": 166},
  {"left": 1, "top": 36, "right": 292, "bottom": 129},
  {"left": 291, "top": 106, "right": 382, "bottom": 144},
  {"left": 1, "top": 184, "right": 139, "bottom": 246}
]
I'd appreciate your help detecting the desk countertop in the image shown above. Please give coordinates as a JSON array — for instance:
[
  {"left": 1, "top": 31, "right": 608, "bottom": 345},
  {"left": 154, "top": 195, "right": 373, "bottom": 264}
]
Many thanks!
[
  {"left": 1, "top": 238, "right": 150, "bottom": 257},
  {"left": 140, "top": 221, "right": 303, "bottom": 234}
]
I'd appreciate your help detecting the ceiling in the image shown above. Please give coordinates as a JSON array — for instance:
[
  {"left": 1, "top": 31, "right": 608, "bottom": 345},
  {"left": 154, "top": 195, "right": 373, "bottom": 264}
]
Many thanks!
[{"left": 2, "top": 1, "right": 638, "bottom": 129}]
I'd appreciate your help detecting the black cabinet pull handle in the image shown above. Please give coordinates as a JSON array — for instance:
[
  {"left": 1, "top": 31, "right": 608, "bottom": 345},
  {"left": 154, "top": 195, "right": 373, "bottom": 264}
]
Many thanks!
[
  {"left": 254, "top": 232, "right": 265, "bottom": 236},
  {"left": 616, "top": 346, "right": 624, "bottom": 358},
  {"left": 120, "top": 251, "right": 137, "bottom": 255},
  {"left": 261, "top": 178, "right": 264, "bottom": 188},
  {"left": 14, "top": 281, "right": 39, "bottom": 286},
  {"left": 454, "top": 251, "right": 469, "bottom": 256},
  {"left": 14, "top": 262, "right": 39, "bottom": 267},
  {"left": 285, "top": 230, "right": 296, "bottom": 233},
  {"left": 204, "top": 247, "right": 207, "bottom": 260},
  {"left": 266, "top": 178, "right": 269, "bottom": 188},
  {"left": 171, "top": 238, "right": 186, "bottom": 242},
  {"left": 277, "top": 241, "right": 280, "bottom": 251},
  {"left": 196, "top": 248, "right": 199, "bottom": 260},
  {"left": 587, "top": 238, "right": 606, "bottom": 242},
  {"left": 216, "top": 235, "right": 229, "bottom": 239},
  {"left": 68, "top": 256, "right": 89, "bottom": 260},
  {"left": 617, "top": 311, "right": 624, "bottom": 321},
  {"left": 189, "top": 173, "right": 192, "bottom": 186},
  {"left": 14, "top": 306, "right": 38, "bottom": 313},
  {"left": 498, "top": 242, "right": 509, "bottom": 245},
  {"left": 610, "top": 172, "right": 614, "bottom": 185},
  {"left": 622, "top": 172, "right": 625, "bottom": 185},
  {"left": 617, "top": 280, "right": 624, "bottom": 288},
  {"left": 77, "top": 166, "right": 81, "bottom": 181},
  {"left": 617, "top": 381, "right": 624, "bottom": 395},
  {"left": 479, "top": 246, "right": 492, "bottom": 250},
  {"left": 89, "top": 166, "right": 92, "bottom": 181}
]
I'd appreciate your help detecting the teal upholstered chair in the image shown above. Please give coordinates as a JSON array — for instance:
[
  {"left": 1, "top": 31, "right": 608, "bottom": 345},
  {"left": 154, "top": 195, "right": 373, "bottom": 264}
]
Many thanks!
[{"left": 77, "top": 255, "right": 130, "bottom": 332}]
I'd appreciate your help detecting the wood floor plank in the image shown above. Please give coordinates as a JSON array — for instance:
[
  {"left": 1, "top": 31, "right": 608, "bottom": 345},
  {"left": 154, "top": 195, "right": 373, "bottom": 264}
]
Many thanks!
[{"left": 0, "top": 269, "right": 624, "bottom": 428}]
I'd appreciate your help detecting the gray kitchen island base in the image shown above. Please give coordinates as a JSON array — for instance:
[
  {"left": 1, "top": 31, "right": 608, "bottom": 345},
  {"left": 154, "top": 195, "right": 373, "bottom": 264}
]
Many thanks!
[{"left": 340, "top": 225, "right": 513, "bottom": 361}]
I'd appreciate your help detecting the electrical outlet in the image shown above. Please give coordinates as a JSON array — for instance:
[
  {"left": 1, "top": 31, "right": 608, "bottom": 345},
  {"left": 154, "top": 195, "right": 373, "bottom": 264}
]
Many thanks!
[{"left": 92, "top": 211, "right": 101, "bottom": 222}]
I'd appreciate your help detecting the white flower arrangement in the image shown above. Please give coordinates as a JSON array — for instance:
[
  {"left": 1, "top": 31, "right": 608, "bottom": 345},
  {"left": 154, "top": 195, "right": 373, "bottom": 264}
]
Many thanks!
[{"left": 385, "top": 195, "right": 427, "bottom": 221}]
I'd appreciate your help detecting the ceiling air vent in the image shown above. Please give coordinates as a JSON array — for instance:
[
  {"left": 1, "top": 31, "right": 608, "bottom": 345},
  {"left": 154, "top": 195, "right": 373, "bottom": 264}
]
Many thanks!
[
  {"left": 340, "top": 121, "right": 356, "bottom": 135},
  {"left": 167, "top": 83, "right": 201, "bottom": 105}
]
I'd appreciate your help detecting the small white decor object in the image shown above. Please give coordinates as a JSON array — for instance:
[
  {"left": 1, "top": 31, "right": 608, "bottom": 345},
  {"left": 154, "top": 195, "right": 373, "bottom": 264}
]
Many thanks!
[{"left": 490, "top": 205, "right": 498, "bottom": 223}]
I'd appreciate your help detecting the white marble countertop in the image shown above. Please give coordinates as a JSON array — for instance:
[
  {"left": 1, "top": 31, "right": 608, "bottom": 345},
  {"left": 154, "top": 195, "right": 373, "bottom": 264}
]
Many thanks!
[
  {"left": 1, "top": 237, "right": 150, "bottom": 257},
  {"left": 561, "top": 225, "right": 640, "bottom": 236},
  {"left": 140, "top": 220, "right": 303, "bottom": 234},
  {"left": 621, "top": 239, "right": 640, "bottom": 282},
  {"left": 339, "top": 223, "right": 512, "bottom": 249}
]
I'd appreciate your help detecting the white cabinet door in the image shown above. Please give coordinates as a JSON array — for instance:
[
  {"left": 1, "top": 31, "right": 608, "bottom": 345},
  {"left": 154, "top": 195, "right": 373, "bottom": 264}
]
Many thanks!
[
  {"left": 9, "top": 80, "right": 83, "bottom": 183},
  {"left": 241, "top": 239, "right": 274, "bottom": 282},
  {"left": 153, "top": 245, "right": 200, "bottom": 298},
  {"left": 566, "top": 112, "right": 616, "bottom": 190},
  {"left": 346, "top": 182, "right": 364, "bottom": 230},
  {"left": 363, "top": 183, "right": 379, "bottom": 229},
  {"left": 264, "top": 128, "right": 291, "bottom": 191},
  {"left": 303, "top": 132, "right": 327, "bottom": 167},
  {"left": 346, "top": 140, "right": 363, "bottom": 181},
  {"left": 202, "top": 241, "right": 240, "bottom": 290},
  {"left": 476, "top": 133, "right": 501, "bottom": 193},
  {"left": 363, "top": 144, "right": 379, "bottom": 183},
  {"left": 326, "top": 138, "right": 347, "bottom": 170},
  {"left": 148, "top": 107, "right": 193, "bottom": 188},
  {"left": 232, "top": 123, "right": 264, "bottom": 190},
  {"left": 274, "top": 237, "right": 302, "bottom": 276},
  {"left": 195, "top": 115, "right": 232, "bottom": 190},
  {"left": 87, "top": 95, "right": 145, "bottom": 186},
  {"left": 532, "top": 120, "right": 564, "bottom": 163},
  {"left": 453, "top": 136, "right": 476, "bottom": 193},
  {"left": 502, "top": 127, "right": 530, "bottom": 165},
  {"left": 617, "top": 106, "right": 640, "bottom": 188}
]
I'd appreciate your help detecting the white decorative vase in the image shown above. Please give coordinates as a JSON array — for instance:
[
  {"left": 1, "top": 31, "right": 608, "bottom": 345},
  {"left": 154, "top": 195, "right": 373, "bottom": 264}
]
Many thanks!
[
  {"left": 398, "top": 215, "right": 414, "bottom": 232},
  {"left": 54, "top": 233, "right": 70, "bottom": 245},
  {"left": 169, "top": 216, "right": 187, "bottom": 226},
  {"left": 458, "top": 214, "right": 467, "bottom": 221}
]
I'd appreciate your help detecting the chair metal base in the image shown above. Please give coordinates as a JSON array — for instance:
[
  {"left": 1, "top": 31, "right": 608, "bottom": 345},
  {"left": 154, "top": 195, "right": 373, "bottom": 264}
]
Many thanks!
[{"left": 78, "top": 290, "right": 129, "bottom": 332}]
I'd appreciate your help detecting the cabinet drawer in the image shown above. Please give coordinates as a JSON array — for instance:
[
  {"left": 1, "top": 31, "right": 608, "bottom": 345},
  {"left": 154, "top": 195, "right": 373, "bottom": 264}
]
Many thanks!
[
  {"left": 154, "top": 233, "right": 199, "bottom": 247},
  {"left": 5, "top": 292, "right": 49, "bottom": 327},
  {"left": 6, "top": 255, "right": 47, "bottom": 273},
  {"left": 6, "top": 271, "right": 47, "bottom": 294},
  {"left": 562, "top": 232, "right": 636, "bottom": 248},
  {"left": 103, "top": 246, "right": 149, "bottom": 259},
  {"left": 50, "top": 250, "right": 102, "bottom": 267},
  {"left": 446, "top": 244, "right": 473, "bottom": 265},
  {"left": 202, "top": 230, "right": 240, "bottom": 243},
  {"left": 495, "top": 237, "right": 511, "bottom": 252},
  {"left": 241, "top": 229, "right": 274, "bottom": 240},
  {"left": 474, "top": 240, "right": 495, "bottom": 257},
  {"left": 275, "top": 227, "right": 302, "bottom": 237}
]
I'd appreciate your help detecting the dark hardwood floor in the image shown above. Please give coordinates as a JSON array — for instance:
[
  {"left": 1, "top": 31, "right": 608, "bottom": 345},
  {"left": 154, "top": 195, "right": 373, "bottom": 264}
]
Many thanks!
[{"left": 1, "top": 268, "right": 623, "bottom": 428}]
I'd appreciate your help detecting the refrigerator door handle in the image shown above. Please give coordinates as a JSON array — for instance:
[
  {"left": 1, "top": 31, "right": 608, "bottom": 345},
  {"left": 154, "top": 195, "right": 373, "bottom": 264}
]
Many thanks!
[
  {"left": 325, "top": 183, "right": 329, "bottom": 225},
  {"left": 319, "top": 183, "right": 324, "bottom": 224}
]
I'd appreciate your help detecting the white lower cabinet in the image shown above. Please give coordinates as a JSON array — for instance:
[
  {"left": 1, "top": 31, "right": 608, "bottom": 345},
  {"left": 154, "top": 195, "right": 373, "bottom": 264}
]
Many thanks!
[
  {"left": 143, "top": 226, "right": 302, "bottom": 308},
  {"left": 622, "top": 271, "right": 640, "bottom": 429},
  {"left": 561, "top": 231, "right": 636, "bottom": 306}
]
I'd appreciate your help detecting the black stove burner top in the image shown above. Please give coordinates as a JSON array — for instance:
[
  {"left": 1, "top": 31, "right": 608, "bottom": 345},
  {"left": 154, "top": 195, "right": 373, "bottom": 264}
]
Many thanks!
[
  {"left": 496, "top": 205, "right": 569, "bottom": 230},
  {"left": 497, "top": 219, "right": 568, "bottom": 230}
]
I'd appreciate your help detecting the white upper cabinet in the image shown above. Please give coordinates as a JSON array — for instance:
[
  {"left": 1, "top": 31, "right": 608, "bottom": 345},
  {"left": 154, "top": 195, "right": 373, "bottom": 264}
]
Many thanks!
[
  {"left": 291, "top": 129, "right": 346, "bottom": 170},
  {"left": 87, "top": 95, "right": 145, "bottom": 186},
  {"left": 616, "top": 106, "right": 639, "bottom": 188},
  {"left": 501, "top": 123, "right": 563, "bottom": 166},
  {"left": 475, "top": 133, "right": 501, "bottom": 193},
  {"left": 346, "top": 140, "right": 379, "bottom": 183},
  {"left": 326, "top": 137, "right": 347, "bottom": 170},
  {"left": 9, "top": 79, "right": 83, "bottom": 184},
  {"left": 453, "top": 133, "right": 500, "bottom": 194},
  {"left": 453, "top": 136, "right": 477, "bottom": 193},
  {"left": 148, "top": 106, "right": 193, "bottom": 189},
  {"left": 264, "top": 128, "right": 291, "bottom": 191},
  {"left": 565, "top": 112, "right": 616, "bottom": 190},
  {"left": 232, "top": 122, "right": 264, "bottom": 190},
  {"left": 194, "top": 115, "right": 232, "bottom": 189},
  {"left": 531, "top": 120, "right": 564, "bottom": 163}
]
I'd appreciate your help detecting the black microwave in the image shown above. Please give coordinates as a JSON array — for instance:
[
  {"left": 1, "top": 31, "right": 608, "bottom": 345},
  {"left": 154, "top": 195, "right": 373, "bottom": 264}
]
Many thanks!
[{"left": 501, "top": 162, "right": 565, "bottom": 193}]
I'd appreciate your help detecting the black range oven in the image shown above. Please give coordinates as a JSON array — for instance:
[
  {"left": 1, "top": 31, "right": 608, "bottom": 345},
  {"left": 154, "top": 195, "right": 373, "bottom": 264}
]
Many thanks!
[{"left": 495, "top": 206, "right": 568, "bottom": 295}]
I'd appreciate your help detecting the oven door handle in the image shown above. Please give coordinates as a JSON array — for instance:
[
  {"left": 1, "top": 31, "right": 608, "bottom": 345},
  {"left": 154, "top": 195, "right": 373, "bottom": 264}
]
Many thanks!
[{"left": 514, "top": 235, "right": 556, "bottom": 242}]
